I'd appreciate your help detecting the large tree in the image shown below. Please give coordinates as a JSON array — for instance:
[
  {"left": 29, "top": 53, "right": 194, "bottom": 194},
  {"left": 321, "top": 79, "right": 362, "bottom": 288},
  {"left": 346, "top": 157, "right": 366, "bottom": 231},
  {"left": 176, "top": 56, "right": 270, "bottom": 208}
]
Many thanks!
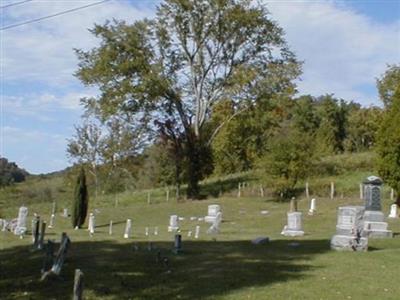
[{"left": 75, "top": 0, "right": 300, "bottom": 198}]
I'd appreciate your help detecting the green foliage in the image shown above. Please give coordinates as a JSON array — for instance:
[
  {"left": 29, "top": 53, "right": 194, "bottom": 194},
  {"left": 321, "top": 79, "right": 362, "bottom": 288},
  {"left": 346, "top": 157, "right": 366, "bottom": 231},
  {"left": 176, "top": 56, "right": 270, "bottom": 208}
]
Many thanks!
[
  {"left": 377, "top": 64, "right": 400, "bottom": 108},
  {"left": 0, "top": 157, "right": 28, "bottom": 187},
  {"left": 72, "top": 168, "right": 89, "bottom": 228},
  {"left": 376, "top": 88, "right": 400, "bottom": 196},
  {"left": 259, "top": 128, "right": 315, "bottom": 198}
]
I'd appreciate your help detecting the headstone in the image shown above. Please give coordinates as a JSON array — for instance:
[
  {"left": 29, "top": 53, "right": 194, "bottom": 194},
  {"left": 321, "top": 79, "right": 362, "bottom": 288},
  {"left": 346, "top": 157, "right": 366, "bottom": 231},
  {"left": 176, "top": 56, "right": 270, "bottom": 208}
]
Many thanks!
[
  {"left": 308, "top": 198, "right": 316, "bottom": 215},
  {"left": 173, "top": 234, "right": 182, "bottom": 254},
  {"left": 109, "top": 220, "right": 113, "bottom": 235},
  {"left": 51, "top": 201, "right": 57, "bottom": 215},
  {"left": 187, "top": 230, "right": 192, "bottom": 237},
  {"left": 124, "top": 219, "right": 132, "bottom": 239},
  {"left": 73, "top": 269, "right": 84, "bottom": 300},
  {"left": 48, "top": 214, "right": 55, "bottom": 229},
  {"left": 14, "top": 206, "right": 28, "bottom": 236},
  {"left": 32, "top": 215, "right": 40, "bottom": 247},
  {"left": 331, "top": 206, "right": 368, "bottom": 251},
  {"left": 88, "top": 213, "right": 95, "bottom": 235},
  {"left": 1, "top": 219, "right": 7, "bottom": 231},
  {"left": 362, "top": 176, "right": 392, "bottom": 238},
  {"left": 145, "top": 227, "right": 149, "bottom": 236},
  {"left": 63, "top": 208, "right": 68, "bottom": 218},
  {"left": 38, "top": 221, "right": 46, "bottom": 250},
  {"left": 289, "top": 197, "right": 297, "bottom": 213},
  {"left": 281, "top": 212, "right": 304, "bottom": 236},
  {"left": 388, "top": 204, "right": 398, "bottom": 218},
  {"left": 205, "top": 205, "right": 221, "bottom": 223},
  {"left": 194, "top": 225, "right": 200, "bottom": 239},
  {"left": 207, "top": 211, "right": 222, "bottom": 234},
  {"left": 260, "top": 210, "right": 269, "bottom": 215},
  {"left": 41, "top": 232, "right": 71, "bottom": 280},
  {"left": 168, "top": 215, "right": 179, "bottom": 232},
  {"left": 251, "top": 237, "right": 269, "bottom": 245},
  {"left": 154, "top": 226, "right": 158, "bottom": 236}
]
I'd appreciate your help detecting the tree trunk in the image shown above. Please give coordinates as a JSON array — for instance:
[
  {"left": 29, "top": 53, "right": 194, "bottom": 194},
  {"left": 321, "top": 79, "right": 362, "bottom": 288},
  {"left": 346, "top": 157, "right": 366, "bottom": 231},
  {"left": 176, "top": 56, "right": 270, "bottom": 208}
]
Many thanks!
[
  {"left": 186, "top": 138, "right": 201, "bottom": 200},
  {"left": 396, "top": 194, "right": 400, "bottom": 207}
]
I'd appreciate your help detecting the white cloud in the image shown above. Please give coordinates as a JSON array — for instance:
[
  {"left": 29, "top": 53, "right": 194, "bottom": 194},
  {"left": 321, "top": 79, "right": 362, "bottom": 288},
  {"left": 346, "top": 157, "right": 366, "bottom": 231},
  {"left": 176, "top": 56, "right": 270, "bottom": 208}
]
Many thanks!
[
  {"left": 2, "top": 0, "right": 156, "bottom": 86},
  {"left": 265, "top": 1, "right": 400, "bottom": 105}
]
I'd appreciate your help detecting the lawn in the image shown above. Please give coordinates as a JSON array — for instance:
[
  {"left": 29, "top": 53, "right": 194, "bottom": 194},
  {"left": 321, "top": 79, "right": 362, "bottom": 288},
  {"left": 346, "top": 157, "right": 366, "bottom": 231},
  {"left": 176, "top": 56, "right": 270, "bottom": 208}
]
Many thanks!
[{"left": 1, "top": 181, "right": 400, "bottom": 300}]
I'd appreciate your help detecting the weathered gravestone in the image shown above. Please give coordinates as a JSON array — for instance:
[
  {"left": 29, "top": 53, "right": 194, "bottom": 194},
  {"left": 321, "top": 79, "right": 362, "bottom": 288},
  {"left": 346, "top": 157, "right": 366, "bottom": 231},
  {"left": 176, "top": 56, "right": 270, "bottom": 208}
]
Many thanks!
[
  {"left": 73, "top": 269, "right": 84, "bottom": 300},
  {"left": 281, "top": 198, "right": 304, "bottom": 236},
  {"left": 168, "top": 215, "right": 179, "bottom": 232},
  {"left": 48, "top": 214, "right": 55, "bottom": 229},
  {"left": 308, "top": 198, "right": 316, "bottom": 215},
  {"left": 88, "top": 213, "right": 95, "bottom": 235},
  {"left": 362, "top": 176, "right": 392, "bottom": 238},
  {"left": 207, "top": 211, "right": 222, "bottom": 234},
  {"left": 331, "top": 206, "right": 368, "bottom": 251},
  {"left": 14, "top": 206, "right": 28, "bottom": 236},
  {"left": 173, "top": 234, "right": 182, "bottom": 254},
  {"left": 205, "top": 205, "right": 221, "bottom": 223},
  {"left": 388, "top": 204, "right": 398, "bottom": 218},
  {"left": 124, "top": 219, "right": 132, "bottom": 239}
]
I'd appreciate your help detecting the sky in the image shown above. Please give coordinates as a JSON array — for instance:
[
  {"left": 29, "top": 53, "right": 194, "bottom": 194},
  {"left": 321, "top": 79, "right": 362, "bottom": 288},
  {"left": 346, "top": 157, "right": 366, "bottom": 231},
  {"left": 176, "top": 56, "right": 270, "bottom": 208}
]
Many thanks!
[{"left": 1, "top": 0, "right": 399, "bottom": 174}]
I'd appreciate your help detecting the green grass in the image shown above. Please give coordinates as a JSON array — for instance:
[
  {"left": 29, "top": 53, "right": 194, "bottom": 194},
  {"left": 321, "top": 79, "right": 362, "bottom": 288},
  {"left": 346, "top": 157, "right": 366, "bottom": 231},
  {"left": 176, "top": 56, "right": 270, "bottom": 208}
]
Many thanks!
[{"left": 1, "top": 152, "right": 400, "bottom": 299}]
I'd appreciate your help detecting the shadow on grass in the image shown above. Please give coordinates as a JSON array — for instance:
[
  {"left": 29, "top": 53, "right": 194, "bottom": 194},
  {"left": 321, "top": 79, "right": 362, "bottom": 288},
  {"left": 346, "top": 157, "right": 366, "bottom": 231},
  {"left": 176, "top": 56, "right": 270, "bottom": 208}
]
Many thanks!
[
  {"left": 200, "top": 175, "right": 252, "bottom": 198},
  {"left": 0, "top": 238, "right": 330, "bottom": 300}
]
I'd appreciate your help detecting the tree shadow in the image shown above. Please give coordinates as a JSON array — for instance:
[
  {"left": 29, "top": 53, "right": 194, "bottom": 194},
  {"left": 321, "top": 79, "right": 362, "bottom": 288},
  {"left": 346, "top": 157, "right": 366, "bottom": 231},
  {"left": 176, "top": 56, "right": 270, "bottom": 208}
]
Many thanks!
[
  {"left": 200, "top": 175, "right": 253, "bottom": 198},
  {"left": 0, "top": 238, "right": 330, "bottom": 299}
]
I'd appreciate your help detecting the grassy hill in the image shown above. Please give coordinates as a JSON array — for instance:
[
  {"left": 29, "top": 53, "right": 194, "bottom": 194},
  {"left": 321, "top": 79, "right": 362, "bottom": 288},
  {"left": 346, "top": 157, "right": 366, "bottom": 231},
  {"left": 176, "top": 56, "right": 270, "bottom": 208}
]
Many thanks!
[{"left": 1, "top": 151, "right": 400, "bottom": 299}]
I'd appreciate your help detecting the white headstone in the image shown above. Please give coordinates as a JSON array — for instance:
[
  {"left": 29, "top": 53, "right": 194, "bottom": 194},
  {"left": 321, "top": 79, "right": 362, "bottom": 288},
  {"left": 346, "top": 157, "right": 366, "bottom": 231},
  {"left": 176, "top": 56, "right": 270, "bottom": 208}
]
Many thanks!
[
  {"left": 63, "top": 208, "right": 68, "bottom": 218},
  {"left": 124, "top": 219, "right": 132, "bottom": 239},
  {"left": 154, "top": 226, "right": 158, "bottom": 236},
  {"left": 194, "top": 225, "right": 200, "bottom": 239},
  {"left": 281, "top": 212, "right": 304, "bottom": 236},
  {"left": 207, "top": 211, "right": 222, "bottom": 234},
  {"left": 388, "top": 204, "right": 398, "bottom": 218},
  {"left": 168, "top": 215, "right": 179, "bottom": 232},
  {"left": 187, "top": 230, "right": 192, "bottom": 237},
  {"left": 145, "top": 227, "right": 149, "bottom": 236},
  {"left": 308, "top": 198, "right": 316, "bottom": 215},
  {"left": 48, "top": 214, "right": 55, "bottom": 228},
  {"left": 88, "top": 213, "right": 95, "bottom": 235},
  {"left": 14, "top": 206, "right": 28, "bottom": 236}
]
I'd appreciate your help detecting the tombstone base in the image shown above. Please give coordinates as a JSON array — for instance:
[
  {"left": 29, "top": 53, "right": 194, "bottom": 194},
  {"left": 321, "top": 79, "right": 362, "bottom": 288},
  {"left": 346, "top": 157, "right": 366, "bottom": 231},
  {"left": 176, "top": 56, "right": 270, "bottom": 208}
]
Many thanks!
[
  {"left": 363, "top": 211, "right": 384, "bottom": 222},
  {"left": 281, "top": 226, "right": 304, "bottom": 237},
  {"left": 330, "top": 235, "right": 368, "bottom": 251},
  {"left": 388, "top": 213, "right": 398, "bottom": 219},
  {"left": 168, "top": 226, "right": 179, "bottom": 232},
  {"left": 204, "top": 216, "right": 217, "bottom": 223},
  {"left": 363, "top": 221, "right": 392, "bottom": 238}
]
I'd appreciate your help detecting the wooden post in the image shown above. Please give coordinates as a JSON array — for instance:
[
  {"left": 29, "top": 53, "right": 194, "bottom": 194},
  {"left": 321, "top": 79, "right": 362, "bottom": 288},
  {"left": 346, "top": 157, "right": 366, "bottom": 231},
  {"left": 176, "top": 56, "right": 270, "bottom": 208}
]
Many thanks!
[
  {"left": 109, "top": 220, "right": 113, "bottom": 235},
  {"left": 330, "top": 182, "right": 335, "bottom": 200},
  {"left": 166, "top": 188, "right": 170, "bottom": 202},
  {"left": 51, "top": 201, "right": 57, "bottom": 215},
  {"left": 391, "top": 188, "right": 395, "bottom": 202},
  {"left": 32, "top": 215, "right": 40, "bottom": 247},
  {"left": 237, "top": 183, "right": 241, "bottom": 198},
  {"left": 289, "top": 197, "right": 298, "bottom": 212},
  {"left": 147, "top": 192, "right": 151, "bottom": 205},
  {"left": 73, "top": 269, "right": 84, "bottom": 300},
  {"left": 305, "top": 182, "right": 310, "bottom": 199},
  {"left": 260, "top": 185, "right": 264, "bottom": 198}
]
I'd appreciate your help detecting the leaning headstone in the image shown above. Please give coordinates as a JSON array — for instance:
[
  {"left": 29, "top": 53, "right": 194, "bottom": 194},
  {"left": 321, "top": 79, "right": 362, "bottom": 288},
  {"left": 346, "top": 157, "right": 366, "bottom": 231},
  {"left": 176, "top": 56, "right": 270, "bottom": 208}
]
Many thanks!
[
  {"left": 14, "top": 206, "right": 28, "bottom": 236},
  {"left": 168, "top": 215, "right": 179, "bottom": 232},
  {"left": 73, "top": 269, "right": 84, "bottom": 300},
  {"left": 124, "top": 219, "right": 132, "bottom": 239},
  {"left": 194, "top": 225, "right": 200, "bottom": 239},
  {"left": 308, "top": 198, "right": 316, "bottom": 215},
  {"left": 205, "top": 205, "right": 221, "bottom": 223},
  {"left": 362, "top": 176, "right": 392, "bottom": 238},
  {"left": 388, "top": 204, "right": 398, "bottom": 218},
  {"left": 41, "top": 232, "right": 71, "bottom": 280},
  {"left": 331, "top": 206, "right": 368, "bottom": 251}
]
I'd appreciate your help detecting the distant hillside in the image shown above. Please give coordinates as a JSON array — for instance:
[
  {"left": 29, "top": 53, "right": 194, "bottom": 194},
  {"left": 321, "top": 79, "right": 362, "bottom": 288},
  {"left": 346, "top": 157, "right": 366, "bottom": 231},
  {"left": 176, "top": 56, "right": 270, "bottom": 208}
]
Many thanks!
[{"left": 0, "top": 157, "right": 29, "bottom": 186}]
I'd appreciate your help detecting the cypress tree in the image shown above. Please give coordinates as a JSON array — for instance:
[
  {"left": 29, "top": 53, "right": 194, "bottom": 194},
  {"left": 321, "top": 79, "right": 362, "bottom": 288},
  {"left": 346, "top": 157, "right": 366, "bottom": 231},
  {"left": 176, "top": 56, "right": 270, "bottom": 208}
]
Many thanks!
[{"left": 72, "top": 167, "right": 89, "bottom": 228}]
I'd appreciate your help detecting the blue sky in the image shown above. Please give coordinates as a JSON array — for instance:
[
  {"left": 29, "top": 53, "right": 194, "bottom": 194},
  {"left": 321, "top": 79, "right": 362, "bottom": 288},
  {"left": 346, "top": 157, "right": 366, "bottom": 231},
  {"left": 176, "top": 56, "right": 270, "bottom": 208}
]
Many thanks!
[{"left": 1, "top": 0, "right": 399, "bottom": 174}]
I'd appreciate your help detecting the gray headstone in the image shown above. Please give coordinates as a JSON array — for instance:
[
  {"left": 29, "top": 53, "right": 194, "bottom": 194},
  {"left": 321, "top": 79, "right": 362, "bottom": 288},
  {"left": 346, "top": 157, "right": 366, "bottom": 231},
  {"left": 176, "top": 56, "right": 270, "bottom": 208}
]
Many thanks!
[{"left": 363, "top": 176, "right": 383, "bottom": 211}]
